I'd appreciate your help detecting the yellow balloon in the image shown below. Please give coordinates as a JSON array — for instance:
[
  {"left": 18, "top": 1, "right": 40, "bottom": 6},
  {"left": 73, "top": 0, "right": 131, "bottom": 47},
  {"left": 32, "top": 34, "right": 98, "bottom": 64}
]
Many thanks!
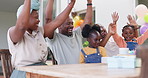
[
  {"left": 73, "top": 20, "right": 78, "bottom": 27},
  {"left": 74, "top": 16, "right": 80, "bottom": 22},
  {"left": 73, "top": 16, "right": 80, "bottom": 27}
]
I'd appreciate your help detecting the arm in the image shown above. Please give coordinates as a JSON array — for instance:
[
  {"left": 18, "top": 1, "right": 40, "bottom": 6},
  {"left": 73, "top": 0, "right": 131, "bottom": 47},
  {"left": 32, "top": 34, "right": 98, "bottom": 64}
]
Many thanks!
[
  {"left": 9, "top": 0, "right": 31, "bottom": 44},
  {"left": 113, "top": 33, "right": 127, "bottom": 48},
  {"left": 137, "top": 29, "right": 148, "bottom": 45},
  {"left": 112, "top": 24, "right": 127, "bottom": 48},
  {"left": 99, "top": 12, "right": 119, "bottom": 47},
  {"left": 111, "top": 12, "right": 127, "bottom": 48},
  {"left": 127, "top": 15, "right": 139, "bottom": 38},
  {"left": 80, "top": 0, "right": 92, "bottom": 29},
  {"left": 45, "top": 0, "right": 54, "bottom": 23},
  {"left": 99, "top": 23, "right": 115, "bottom": 47},
  {"left": 111, "top": 12, "right": 127, "bottom": 47},
  {"left": 44, "top": 0, "right": 75, "bottom": 39}
]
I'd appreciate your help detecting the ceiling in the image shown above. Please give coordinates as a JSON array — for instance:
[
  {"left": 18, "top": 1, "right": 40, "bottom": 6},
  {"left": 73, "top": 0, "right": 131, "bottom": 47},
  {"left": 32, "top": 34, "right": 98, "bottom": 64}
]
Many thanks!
[{"left": 0, "top": 0, "right": 148, "bottom": 13}]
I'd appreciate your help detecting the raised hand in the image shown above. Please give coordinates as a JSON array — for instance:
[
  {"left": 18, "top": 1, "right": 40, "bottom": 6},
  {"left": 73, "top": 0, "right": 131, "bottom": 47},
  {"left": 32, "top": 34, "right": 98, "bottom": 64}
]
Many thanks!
[
  {"left": 127, "top": 15, "right": 139, "bottom": 37},
  {"left": 111, "top": 12, "right": 119, "bottom": 24},
  {"left": 87, "top": 0, "right": 92, "bottom": 3},
  {"left": 68, "top": 0, "right": 76, "bottom": 7},
  {"left": 127, "top": 15, "right": 138, "bottom": 28},
  {"left": 108, "top": 23, "right": 116, "bottom": 35},
  {"left": 70, "top": 0, "right": 76, "bottom": 4}
]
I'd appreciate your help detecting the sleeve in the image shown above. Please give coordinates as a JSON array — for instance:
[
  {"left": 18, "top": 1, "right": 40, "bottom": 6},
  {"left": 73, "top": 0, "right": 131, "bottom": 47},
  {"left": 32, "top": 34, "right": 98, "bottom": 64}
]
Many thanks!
[
  {"left": 7, "top": 28, "right": 20, "bottom": 54},
  {"left": 46, "top": 31, "right": 57, "bottom": 44},
  {"left": 99, "top": 46, "right": 107, "bottom": 57},
  {"left": 112, "top": 33, "right": 127, "bottom": 48},
  {"left": 79, "top": 50, "right": 85, "bottom": 64},
  {"left": 137, "top": 29, "right": 148, "bottom": 45}
]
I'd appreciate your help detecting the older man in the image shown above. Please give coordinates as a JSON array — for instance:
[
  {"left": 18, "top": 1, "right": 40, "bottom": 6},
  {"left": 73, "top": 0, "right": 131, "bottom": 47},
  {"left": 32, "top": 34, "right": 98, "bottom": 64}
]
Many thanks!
[{"left": 7, "top": 0, "right": 75, "bottom": 77}]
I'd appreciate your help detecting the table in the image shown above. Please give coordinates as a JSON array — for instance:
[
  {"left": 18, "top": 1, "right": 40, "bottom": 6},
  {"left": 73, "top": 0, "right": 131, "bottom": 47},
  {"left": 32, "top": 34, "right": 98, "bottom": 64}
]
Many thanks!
[{"left": 17, "top": 63, "right": 140, "bottom": 78}]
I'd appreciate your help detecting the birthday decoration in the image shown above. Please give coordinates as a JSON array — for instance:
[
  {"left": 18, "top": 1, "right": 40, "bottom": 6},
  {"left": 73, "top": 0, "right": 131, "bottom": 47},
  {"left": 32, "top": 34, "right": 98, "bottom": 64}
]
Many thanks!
[
  {"left": 83, "top": 41, "right": 89, "bottom": 47},
  {"left": 144, "top": 14, "right": 148, "bottom": 23},
  {"left": 135, "top": 4, "right": 148, "bottom": 18},
  {"left": 140, "top": 23, "right": 148, "bottom": 34},
  {"left": 135, "top": 4, "right": 148, "bottom": 34},
  {"left": 73, "top": 16, "right": 84, "bottom": 29},
  {"left": 136, "top": 18, "right": 145, "bottom": 25}
]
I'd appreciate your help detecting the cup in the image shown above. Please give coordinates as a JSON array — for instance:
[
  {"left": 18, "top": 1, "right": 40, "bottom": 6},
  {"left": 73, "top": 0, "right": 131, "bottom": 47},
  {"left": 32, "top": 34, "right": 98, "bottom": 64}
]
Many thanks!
[{"left": 119, "top": 48, "right": 129, "bottom": 55}]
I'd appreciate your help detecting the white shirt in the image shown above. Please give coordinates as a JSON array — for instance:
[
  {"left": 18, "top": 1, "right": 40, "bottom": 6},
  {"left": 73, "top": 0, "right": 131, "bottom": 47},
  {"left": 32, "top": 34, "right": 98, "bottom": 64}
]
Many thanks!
[
  {"left": 105, "top": 37, "right": 119, "bottom": 57},
  {"left": 7, "top": 27, "right": 48, "bottom": 68},
  {"left": 47, "top": 27, "right": 83, "bottom": 64}
]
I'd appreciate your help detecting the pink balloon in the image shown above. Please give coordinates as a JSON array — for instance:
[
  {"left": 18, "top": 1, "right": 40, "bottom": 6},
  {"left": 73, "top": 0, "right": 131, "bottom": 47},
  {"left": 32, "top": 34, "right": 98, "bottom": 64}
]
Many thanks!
[
  {"left": 136, "top": 18, "right": 145, "bottom": 25},
  {"left": 135, "top": 4, "right": 148, "bottom": 18},
  {"left": 140, "top": 23, "right": 148, "bottom": 34}
]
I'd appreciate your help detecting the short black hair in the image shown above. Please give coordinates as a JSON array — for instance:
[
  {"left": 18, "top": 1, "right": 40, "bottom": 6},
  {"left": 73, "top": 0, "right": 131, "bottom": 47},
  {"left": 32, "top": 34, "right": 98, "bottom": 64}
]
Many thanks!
[
  {"left": 122, "top": 25, "right": 135, "bottom": 32},
  {"left": 82, "top": 24, "right": 101, "bottom": 38}
]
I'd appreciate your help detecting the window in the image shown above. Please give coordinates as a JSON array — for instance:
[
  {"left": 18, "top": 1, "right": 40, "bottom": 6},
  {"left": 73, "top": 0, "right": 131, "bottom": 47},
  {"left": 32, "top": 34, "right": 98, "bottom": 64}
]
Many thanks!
[
  {"left": 77, "top": 7, "right": 95, "bottom": 24},
  {"left": 42, "top": 0, "right": 57, "bottom": 25}
]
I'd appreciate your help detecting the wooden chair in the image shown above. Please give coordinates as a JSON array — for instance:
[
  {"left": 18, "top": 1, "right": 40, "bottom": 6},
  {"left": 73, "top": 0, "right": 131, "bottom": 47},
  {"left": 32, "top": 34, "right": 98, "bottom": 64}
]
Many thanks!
[
  {"left": 0, "top": 49, "right": 13, "bottom": 78},
  {"left": 136, "top": 45, "right": 148, "bottom": 78},
  {"left": 47, "top": 47, "right": 58, "bottom": 65}
]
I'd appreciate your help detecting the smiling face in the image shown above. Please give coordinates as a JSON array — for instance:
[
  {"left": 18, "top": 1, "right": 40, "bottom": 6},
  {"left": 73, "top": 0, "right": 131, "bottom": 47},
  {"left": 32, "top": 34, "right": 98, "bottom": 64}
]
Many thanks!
[
  {"left": 100, "top": 26, "right": 107, "bottom": 38},
  {"left": 122, "top": 26, "right": 135, "bottom": 41},
  {"left": 28, "top": 10, "right": 40, "bottom": 31},
  {"left": 87, "top": 31, "right": 102, "bottom": 48},
  {"left": 59, "top": 17, "right": 74, "bottom": 37}
]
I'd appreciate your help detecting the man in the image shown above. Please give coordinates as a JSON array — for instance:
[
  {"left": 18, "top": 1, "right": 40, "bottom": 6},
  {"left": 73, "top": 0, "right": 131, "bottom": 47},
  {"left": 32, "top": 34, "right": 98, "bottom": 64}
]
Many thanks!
[
  {"left": 46, "top": 0, "right": 92, "bottom": 64},
  {"left": 7, "top": 0, "right": 75, "bottom": 77}
]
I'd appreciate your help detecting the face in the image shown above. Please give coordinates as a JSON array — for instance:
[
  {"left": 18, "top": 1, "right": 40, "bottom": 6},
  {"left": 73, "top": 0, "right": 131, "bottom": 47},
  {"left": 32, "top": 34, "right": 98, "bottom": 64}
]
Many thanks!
[
  {"left": 28, "top": 10, "right": 40, "bottom": 30},
  {"left": 87, "top": 31, "right": 102, "bottom": 48},
  {"left": 122, "top": 27, "right": 135, "bottom": 41},
  {"left": 100, "top": 26, "right": 107, "bottom": 38},
  {"left": 59, "top": 18, "right": 74, "bottom": 36}
]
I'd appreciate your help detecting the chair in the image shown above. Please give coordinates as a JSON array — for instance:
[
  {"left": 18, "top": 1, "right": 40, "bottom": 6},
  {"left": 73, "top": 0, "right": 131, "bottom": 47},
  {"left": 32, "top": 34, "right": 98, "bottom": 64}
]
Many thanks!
[
  {"left": 47, "top": 47, "right": 58, "bottom": 65},
  {"left": 0, "top": 49, "right": 13, "bottom": 78},
  {"left": 136, "top": 45, "right": 148, "bottom": 78}
]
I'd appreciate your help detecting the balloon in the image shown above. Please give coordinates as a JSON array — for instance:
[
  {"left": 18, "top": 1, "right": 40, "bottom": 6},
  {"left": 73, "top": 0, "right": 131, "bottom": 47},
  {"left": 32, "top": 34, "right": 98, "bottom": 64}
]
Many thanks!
[
  {"left": 77, "top": 20, "right": 84, "bottom": 26},
  {"left": 73, "top": 16, "right": 80, "bottom": 27},
  {"left": 73, "top": 16, "right": 80, "bottom": 22},
  {"left": 74, "top": 20, "right": 84, "bottom": 28},
  {"left": 144, "top": 14, "right": 148, "bottom": 23},
  {"left": 135, "top": 4, "right": 148, "bottom": 18},
  {"left": 140, "top": 23, "right": 148, "bottom": 34},
  {"left": 136, "top": 18, "right": 145, "bottom": 25}
]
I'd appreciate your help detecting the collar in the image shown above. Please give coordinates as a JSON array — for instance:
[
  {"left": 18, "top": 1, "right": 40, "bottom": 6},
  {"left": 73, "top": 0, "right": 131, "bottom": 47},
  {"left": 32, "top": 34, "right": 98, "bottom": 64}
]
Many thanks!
[
  {"left": 26, "top": 28, "right": 39, "bottom": 38},
  {"left": 125, "top": 38, "right": 137, "bottom": 42}
]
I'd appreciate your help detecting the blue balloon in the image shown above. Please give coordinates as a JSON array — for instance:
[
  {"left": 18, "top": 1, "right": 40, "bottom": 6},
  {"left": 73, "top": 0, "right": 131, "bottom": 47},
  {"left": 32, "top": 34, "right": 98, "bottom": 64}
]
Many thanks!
[{"left": 140, "top": 23, "right": 148, "bottom": 34}]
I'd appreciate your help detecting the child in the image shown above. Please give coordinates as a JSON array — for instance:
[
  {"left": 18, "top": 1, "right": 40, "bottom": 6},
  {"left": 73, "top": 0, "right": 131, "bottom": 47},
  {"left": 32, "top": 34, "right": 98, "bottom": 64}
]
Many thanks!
[
  {"left": 112, "top": 14, "right": 148, "bottom": 51},
  {"left": 79, "top": 24, "right": 107, "bottom": 63},
  {"left": 96, "top": 24, "right": 119, "bottom": 56},
  {"left": 96, "top": 13, "right": 139, "bottom": 56}
]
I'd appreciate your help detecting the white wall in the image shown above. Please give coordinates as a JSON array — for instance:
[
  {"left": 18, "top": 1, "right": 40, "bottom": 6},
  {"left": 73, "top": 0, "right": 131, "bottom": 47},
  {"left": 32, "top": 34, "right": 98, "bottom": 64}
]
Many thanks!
[
  {"left": 57, "top": 0, "right": 136, "bottom": 36},
  {"left": 95, "top": 0, "right": 136, "bottom": 35},
  {"left": 0, "top": 12, "right": 16, "bottom": 49}
]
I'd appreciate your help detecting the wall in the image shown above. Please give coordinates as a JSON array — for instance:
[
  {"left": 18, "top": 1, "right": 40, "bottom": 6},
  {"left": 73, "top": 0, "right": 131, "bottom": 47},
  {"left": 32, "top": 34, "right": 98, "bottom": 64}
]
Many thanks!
[{"left": 0, "top": 12, "right": 16, "bottom": 49}]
